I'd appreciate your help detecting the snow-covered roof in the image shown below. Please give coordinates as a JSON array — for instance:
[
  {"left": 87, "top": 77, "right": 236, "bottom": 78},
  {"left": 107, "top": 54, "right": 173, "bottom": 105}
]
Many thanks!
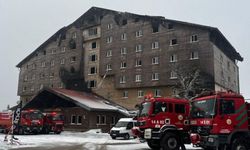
[{"left": 26, "top": 88, "right": 130, "bottom": 116}]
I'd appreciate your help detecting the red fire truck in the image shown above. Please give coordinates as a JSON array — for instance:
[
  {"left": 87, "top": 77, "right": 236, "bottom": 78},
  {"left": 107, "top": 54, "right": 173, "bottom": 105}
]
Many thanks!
[
  {"left": 14, "top": 109, "right": 45, "bottom": 134},
  {"left": 0, "top": 112, "right": 12, "bottom": 133},
  {"left": 190, "top": 91, "right": 250, "bottom": 150},
  {"left": 43, "top": 112, "right": 64, "bottom": 134},
  {"left": 133, "top": 95, "right": 190, "bottom": 150}
]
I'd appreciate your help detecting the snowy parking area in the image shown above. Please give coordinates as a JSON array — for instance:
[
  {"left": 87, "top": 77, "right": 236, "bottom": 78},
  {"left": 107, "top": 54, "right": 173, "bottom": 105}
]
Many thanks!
[{"left": 0, "top": 130, "right": 201, "bottom": 150}]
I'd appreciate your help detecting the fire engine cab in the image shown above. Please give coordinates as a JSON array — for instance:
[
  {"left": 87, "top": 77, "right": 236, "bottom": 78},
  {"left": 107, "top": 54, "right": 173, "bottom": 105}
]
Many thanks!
[
  {"left": 15, "top": 109, "right": 44, "bottom": 134},
  {"left": 43, "top": 111, "right": 64, "bottom": 134},
  {"left": 190, "top": 91, "right": 250, "bottom": 150},
  {"left": 133, "top": 94, "right": 190, "bottom": 150}
]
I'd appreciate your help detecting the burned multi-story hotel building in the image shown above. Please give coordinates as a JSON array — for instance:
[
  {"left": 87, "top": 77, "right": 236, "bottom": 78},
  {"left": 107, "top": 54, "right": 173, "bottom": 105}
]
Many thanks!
[{"left": 17, "top": 7, "right": 243, "bottom": 110}]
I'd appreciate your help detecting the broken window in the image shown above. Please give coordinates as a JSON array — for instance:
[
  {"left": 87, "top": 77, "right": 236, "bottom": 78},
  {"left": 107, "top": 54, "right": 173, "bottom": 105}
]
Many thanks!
[
  {"left": 90, "top": 67, "right": 97, "bottom": 74},
  {"left": 71, "top": 56, "right": 76, "bottom": 62},
  {"left": 170, "top": 39, "right": 177, "bottom": 46},
  {"left": 152, "top": 24, "right": 159, "bottom": 33},
  {"left": 69, "top": 39, "right": 76, "bottom": 49},
  {"left": 135, "top": 59, "right": 142, "bottom": 67},
  {"left": 122, "top": 19, "right": 127, "bottom": 25},
  {"left": 120, "top": 62, "right": 127, "bottom": 69},
  {"left": 92, "top": 42, "right": 97, "bottom": 49},
  {"left": 88, "top": 80, "right": 97, "bottom": 88},
  {"left": 168, "top": 23, "right": 173, "bottom": 29},
  {"left": 90, "top": 54, "right": 97, "bottom": 62}
]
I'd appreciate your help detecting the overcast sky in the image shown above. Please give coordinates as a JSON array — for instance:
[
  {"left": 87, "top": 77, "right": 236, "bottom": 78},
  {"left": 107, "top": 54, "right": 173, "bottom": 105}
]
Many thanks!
[{"left": 0, "top": 0, "right": 249, "bottom": 110}]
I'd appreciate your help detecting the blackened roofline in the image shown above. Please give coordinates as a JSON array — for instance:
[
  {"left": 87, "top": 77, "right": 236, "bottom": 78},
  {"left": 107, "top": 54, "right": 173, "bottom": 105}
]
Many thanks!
[{"left": 16, "top": 6, "right": 243, "bottom": 67}]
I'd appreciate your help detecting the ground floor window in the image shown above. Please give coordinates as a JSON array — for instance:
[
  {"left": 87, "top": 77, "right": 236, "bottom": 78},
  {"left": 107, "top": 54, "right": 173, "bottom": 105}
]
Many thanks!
[
  {"left": 71, "top": 115, "right": 77, "bottom": 124},
  {"left": 97, "top": 115, "right": 106, "bottom": 125},
  {"left": 71, "top": 115, "right": 83, "bottom": 125}
]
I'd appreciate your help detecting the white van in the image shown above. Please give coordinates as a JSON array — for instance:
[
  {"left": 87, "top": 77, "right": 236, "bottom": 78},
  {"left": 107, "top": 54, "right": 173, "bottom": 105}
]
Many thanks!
[{"left": 110, "top": 118, "right": 136, "bottom": 140}]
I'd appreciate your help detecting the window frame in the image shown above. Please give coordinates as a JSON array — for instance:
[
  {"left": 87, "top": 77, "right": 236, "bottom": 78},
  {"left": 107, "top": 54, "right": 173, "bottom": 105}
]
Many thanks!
[
  {"left": 190, "top": 51, "right": 199, "bottom": 60},
  {"left": 152, "top": 42, "right": 159, "bottom": 49},
  {"left": 152, "top": 57, "right": 159, "bottom": 65},
  {"left": 170, "top": 39, "right": 178, "bottom": 46},
  {"left": 135, "top": 74, "right": 142, "bottom": 82},
  {"left": 120, "top": 75, "right": 126, "bottom": 84},
  {"left": 152, "top": 73, "right": 159, "bottom": 81}
]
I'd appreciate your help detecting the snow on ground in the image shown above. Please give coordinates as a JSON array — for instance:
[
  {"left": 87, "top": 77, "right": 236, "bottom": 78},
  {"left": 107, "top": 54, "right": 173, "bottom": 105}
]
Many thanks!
[{"left": 0, "top": 130, "right": 201, "bottom": 150}]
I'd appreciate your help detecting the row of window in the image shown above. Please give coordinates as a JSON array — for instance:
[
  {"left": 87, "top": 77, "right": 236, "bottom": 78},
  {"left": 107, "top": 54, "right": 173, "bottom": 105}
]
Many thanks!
[
  {"left": 24, "top": 70, "right": 62, "bottom": 82},
  {"left": 119, "top": 71, "right": 177, "bottom": 84},
  {"left": 72, "top": 115, "right": 116, "bottom": 125},
  {"left": 24, "top": 56, "right": 77, "bottom": 71},
  {"left": 122, "top": 89, "right": 161, "bottom": 99},
  {"left": 106, "top": 34, "right": 198, "bottom": 44},
  {"left": 106, "top": 21, "right": 174, "bottom": 32},
  {"left": 22, "top": 83, "right": 64, "bottom": 92},
  {"left": 70, "top": 115, "right": 85, "bottom": 125},
  {"left": 106, "top": 47, "right": 198, "bottom": 60},
  {"left": 105, "top": 52, "right": 198, "bottom": 71}
]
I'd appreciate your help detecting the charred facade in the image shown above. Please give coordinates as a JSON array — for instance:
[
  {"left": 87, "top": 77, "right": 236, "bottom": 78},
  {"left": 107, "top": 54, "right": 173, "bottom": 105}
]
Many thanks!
[{"left": 16, "top": 7, "right": 243, "bottom": 109}]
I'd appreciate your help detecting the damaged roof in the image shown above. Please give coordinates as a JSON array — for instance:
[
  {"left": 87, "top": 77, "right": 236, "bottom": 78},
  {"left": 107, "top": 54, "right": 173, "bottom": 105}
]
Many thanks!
[
  {"left": 16, "top": 6, "right": 243, "bottom": 67},
  {"left": 24, "top": 88, "right": 130, "bottom": 116}
]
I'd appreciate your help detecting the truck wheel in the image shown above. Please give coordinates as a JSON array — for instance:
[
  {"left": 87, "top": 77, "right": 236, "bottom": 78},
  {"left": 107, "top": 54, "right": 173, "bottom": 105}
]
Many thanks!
[
  {"left": 231, "top": 138, "right": 247, "bottom": 150},
  {"left": 161, "top": 133, "right": 180, "bottom": 150},
  {"left": 111, "top": 136, "right": 116, "bottom": 139},
  {"left": 147, "top": 139, "right": 160, "bottom": 150},
  {"left": 124, "top": 134, "right": 130, "bottom": 140}
]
